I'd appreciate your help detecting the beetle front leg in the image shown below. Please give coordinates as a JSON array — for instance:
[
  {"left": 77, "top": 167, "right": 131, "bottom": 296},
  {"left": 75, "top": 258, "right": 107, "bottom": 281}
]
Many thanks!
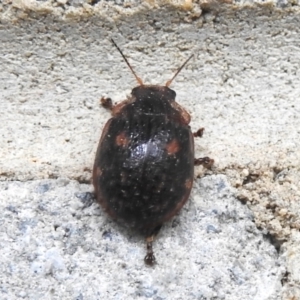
[
  {"left": 100, "top": 97, "right": 114, "bottom": 110},
  {"left": 193, "top": 128, "right": 204, "bottom": 138},
  {"left": 194, "top": 157, "right": 214, "bottom": 169}
]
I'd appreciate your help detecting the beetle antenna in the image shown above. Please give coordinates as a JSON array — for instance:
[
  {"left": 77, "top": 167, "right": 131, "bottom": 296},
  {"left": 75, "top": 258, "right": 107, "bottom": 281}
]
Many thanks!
[
  {"left": 111, "top": 38, "right": 143, "bottom": 86},
  {"left": 165, "top": 54, "right": 194, "bottom": 87}
]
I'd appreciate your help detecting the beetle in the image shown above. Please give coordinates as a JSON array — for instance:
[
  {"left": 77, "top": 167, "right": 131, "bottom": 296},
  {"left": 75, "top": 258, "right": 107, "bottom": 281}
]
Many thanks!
[{"left": 93, "top": 39, "right": 213, "bottom": 265}]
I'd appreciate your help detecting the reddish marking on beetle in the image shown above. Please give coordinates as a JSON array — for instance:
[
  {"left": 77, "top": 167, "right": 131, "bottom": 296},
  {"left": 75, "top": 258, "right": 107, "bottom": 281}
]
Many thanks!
[
  {"left": 170, "top": 101, "right": 191, "bottom": 125},
  {"left": 116, "top": 132, "right": 130, "bottom": 147},
  {"left": 96, "top": 167, "right": 102, "bottom": 177},
  {"left": 165, "top": 139, "right": 180, "bottom": 155},
  {"left": 185, "top": 179, "right": 193, "bottom": 190}
]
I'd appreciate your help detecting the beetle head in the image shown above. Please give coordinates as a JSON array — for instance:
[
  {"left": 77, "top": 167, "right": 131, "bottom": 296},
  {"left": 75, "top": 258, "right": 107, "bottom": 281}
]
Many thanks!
[{"left": 131, "top": 85, "right": 176, "bottom": 103}]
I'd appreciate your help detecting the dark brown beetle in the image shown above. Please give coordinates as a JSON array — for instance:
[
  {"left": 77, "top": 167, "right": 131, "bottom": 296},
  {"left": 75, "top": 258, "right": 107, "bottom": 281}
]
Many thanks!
[{"left": 93, "top": 39, "right": 213, "bottom": 265}]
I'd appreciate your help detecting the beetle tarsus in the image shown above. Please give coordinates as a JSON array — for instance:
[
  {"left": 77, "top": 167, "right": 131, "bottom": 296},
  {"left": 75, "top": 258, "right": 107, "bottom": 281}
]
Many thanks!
[
  {"left": 194, "top": 157, "right": 214, "bottom": 169},
  {"left": 101, "top": 97, "right": 113, "bottom": 110},
  {"left": 193, "top": 127, "right": 205, "bottom": 138},
  {"left": 144, "top": 236, "right": 156, "bottom": 266}
]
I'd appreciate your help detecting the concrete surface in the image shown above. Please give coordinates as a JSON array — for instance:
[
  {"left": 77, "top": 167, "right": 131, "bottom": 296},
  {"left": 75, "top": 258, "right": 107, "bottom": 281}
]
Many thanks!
[
  {"left": 0, "top": 176, "right": 284, "bottom": 299},
  {"left": 1, "top": 0, "right": 300, "bottom": 298}
]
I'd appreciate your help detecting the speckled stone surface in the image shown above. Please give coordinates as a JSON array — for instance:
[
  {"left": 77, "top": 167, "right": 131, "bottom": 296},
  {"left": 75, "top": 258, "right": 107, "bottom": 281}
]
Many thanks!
[
  {"left": 0, "top": 176, "right": 283, "bottom": 299},
  {"left": 1, "top": 0, "right": 300, "bottom": 298}
]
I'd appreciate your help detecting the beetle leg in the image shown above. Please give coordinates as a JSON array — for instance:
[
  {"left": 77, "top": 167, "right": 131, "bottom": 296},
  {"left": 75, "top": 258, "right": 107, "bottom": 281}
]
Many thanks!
[
  {"left": 144, "top": 236, "right": 156, "bottom": 266},
  {"left": 193, "top": 127, "right": 204, "bottom": 138},
  {"left": 194, "top": 157, "right": 214, "bottom": 169},
  {"left": 144, "top": 225, "right": 162, "bottom": 266},
  {"left": 100, "top": 97, "right": 114, "bottom": 110}
]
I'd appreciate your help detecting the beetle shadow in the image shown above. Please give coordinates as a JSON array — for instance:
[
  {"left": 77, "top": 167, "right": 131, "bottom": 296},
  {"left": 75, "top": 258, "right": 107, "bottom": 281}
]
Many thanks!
[{"left": 93, "top": 203, "right": 147, "bottom": 247}]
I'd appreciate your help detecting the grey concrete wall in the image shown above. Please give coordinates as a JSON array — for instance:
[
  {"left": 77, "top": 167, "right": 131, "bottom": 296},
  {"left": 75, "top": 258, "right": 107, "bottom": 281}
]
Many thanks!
[{"left": 1, "top": 1, "right": 300, "bottom": 299}]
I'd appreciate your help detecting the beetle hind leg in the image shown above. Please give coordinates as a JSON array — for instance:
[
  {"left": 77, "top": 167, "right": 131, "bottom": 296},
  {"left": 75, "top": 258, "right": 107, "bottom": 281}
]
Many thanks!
[
  {"left": 194, "top": 157, "right": 214, "bottom": 169},
  {"left": 144, "top": 225, "right": 162, "bottom": 266},
  {"left": 144, "top": 236, "right": 156, "bottom": 266}
]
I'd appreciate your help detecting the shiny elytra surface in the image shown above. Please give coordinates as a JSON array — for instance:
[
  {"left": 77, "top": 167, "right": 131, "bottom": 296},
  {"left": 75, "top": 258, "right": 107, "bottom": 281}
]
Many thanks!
[{"left": 93, "top": 86, "right": 194, "bottom": 236}]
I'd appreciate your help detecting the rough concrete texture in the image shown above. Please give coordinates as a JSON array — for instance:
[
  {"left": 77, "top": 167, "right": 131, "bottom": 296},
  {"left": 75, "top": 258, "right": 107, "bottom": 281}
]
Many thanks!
[
  {"left": 1, "top": 0, "right": 300, "bottom": 298},
  {"left": 0, "top": 176, "right": 284, "bottom": 299}
]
